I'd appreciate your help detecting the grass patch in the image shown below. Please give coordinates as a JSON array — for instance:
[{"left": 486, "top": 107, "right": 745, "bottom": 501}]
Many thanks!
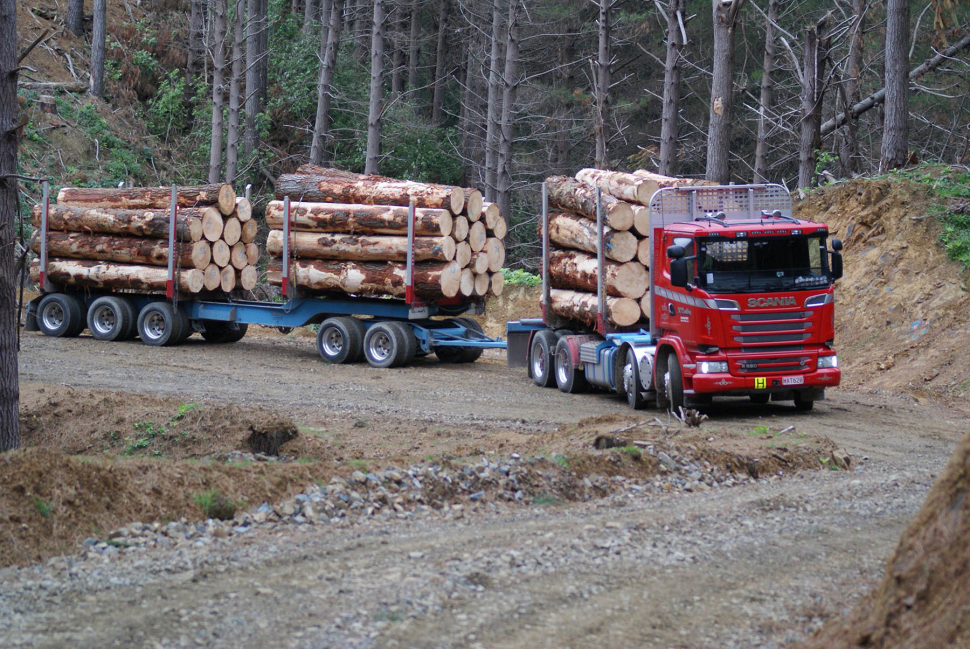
[
  {"left": 893, "top": 165, "right": 970, "bottom": 268},
  {"left": 532, "top": 493, "right": 564, "bottom": 507},
  {"left": 33, "top": 497, "right": 53, "bottom": 519}
]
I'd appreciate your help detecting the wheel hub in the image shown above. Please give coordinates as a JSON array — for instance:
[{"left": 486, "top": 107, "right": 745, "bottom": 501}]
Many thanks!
[
  {"left": 145, "top": 313, "right": 167, "bottom": 340},
  {"left": 92, "top": 305, "right": 116, "bottom": 335},
  {"left": 370, "top": 332, "right": 392, "bottom": 361},
  {"left": 42, "top": 303, "right": 65, "bottom": 330},
  {"left": 322, "top": 328, "right": 344, "bottom": 356}
]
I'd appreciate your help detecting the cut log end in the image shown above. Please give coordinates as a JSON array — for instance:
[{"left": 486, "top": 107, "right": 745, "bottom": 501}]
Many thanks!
[
  {"left": 483, "top": 202, "right": 500, "bottom": 229},
  {"left": 202, "top": 207, "right": 224, "bottom": 242},
  {"left": 468, "top": 221, "right": 487, "bottom": 253},
  {"left": 220, "top": 265, "right": 237, "bottom": 292},
  {"left": 223, "top": 217, "right": 242, "bottom": 246},
  {"left": 212, "top": 239, "right": 231, "bottom": 267},
  {"left": 452, "top": 216, "right": 469, "bottom": 242},
  {"left": 234, "top": 197, "right": 253, "bottom": 222},
  {"left": 240, "top": 265, "right": 258, "bottom": 291},
  {"left": 217, "top": 183, "right": 237, "bottom": 215},
  {"left": 464, "top": 189, "right": 483, "bottom": 221},
  {"left": 490, "top": 271, "right": 504, "bottom": 297},
  {"left": 474, "top": 272, "right": 490, "bottom": 296},
  {"left": 633, "top": 205, "right": 651, "bottom": 237},
  {"left": 485, "top": 238, "right": 506, "bottom": 272},
  {"left": 230, "top": 242, "right": 249, "bottom": 270},
  {"left": 637, "top": 238, "right": 651, "bottom": 266},
  {"left": 489, "top": 216, "right": 508, "bottom": 240},
  {"left": 191, "top": 241, "right": 212, "bottom": 270},
  {"left": 459, "top": 268, "right": 475, "bottom": 296},
  {"left": 455, "top": 241, "right": 472, "bottom": 268},
  {"left": 204, "top": 264, "right": 222, "bottom": 291},
  {"left": 240, "top": 219, "right": 258, "bottom": 244},
  {"left": 245, "top": 242, "right": 259, "bottom": 265}
]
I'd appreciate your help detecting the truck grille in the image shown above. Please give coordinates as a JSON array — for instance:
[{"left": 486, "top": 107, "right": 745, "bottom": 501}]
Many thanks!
[
  {"left": 731, "top": 310, "right": 814, "bottom": 346},
  {"left": 735, "top": 356, "right": 812, "bottom": 373}
]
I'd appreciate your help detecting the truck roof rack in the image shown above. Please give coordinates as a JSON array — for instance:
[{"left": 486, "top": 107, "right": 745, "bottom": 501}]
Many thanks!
[{"left": 649, "top": 183, "right": 793, "bottom": 231}]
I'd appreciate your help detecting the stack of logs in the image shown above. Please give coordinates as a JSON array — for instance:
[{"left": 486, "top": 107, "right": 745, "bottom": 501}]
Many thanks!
[
  {"left": 544, "top": 168, "right": 713, "bottom": 328},
  {"left": 265, "top": 165, "right": 507, "bottom": 302},
  {"left": 29, "top": 184, "right": 257, "bottom": 294}
]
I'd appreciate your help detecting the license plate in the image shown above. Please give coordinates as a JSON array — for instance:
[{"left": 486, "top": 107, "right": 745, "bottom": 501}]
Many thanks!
[{"left": 782, "top": 376, "right": 805, "bottom": 386}]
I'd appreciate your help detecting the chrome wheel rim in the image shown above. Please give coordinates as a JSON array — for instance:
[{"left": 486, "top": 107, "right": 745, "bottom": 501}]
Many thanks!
[
  {"left": 369, "top": 331, "right": 392, "bottom": 361},
  {"left": 556, "top": 346, "right": 570, "bottom": 385},
  {"left": 92, "top": 305, "right": 116, "bottom": 336},
  {"left": 322, "top": 327, "right": 344, "bottom": 356},
  {"left": 144, "top": 312, "right": 167, "bottom": 341},
  {"left": 531, "top": 342, "right": 545, "bottom": 378},
  {"left": 42, "top": 303, "right": 65, "bottom": 331}
]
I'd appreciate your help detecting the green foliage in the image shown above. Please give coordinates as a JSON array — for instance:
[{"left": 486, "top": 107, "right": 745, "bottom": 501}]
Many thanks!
[
  {"left": 147, "top": 70, "right": 188, "bottom": 142},
  {"left": 532, "top": 493, "right": 563, "bottom": 506},
  {"left": 172, "top": 403, "right": 198, "bottom": 421},
  {"left": 620, "top": 445, "right": 642, "bottom": 459},
  {"left": 894, "top": 166, "right": 970, "bottom": 268},
  {"left": 502, "top": 268, "right": 541, "bottom": 287},
  {"left": 193, "top": 489, "right": 238, "bottom": 519},
  {"left": 552, "top": 454, "right": 570, "bottom": 469},
  {"left": 33, "top": 497, "right": 53, "bottom": 519},
  {"left": 815, "top": 151, "right": 838, "bottom": 181}
]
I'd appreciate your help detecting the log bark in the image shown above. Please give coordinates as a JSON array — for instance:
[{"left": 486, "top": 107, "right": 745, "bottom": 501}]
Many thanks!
[
  {"left": 459, "top": 268, "right": 475, "bottom": 296},
  {"left": 31, "top": 232, "right": 211, "bottom": 270},
  {"left": 202, "top": 207, "right": 225, "bottom": 242},
  {"left": 245, "top": 242, "right": 259, "bottom": 265},
  {"left": 223, "top": 216, "right": 242, "bottom": 245},
  {"left": 30, "top": 259, "right": 204, "bottom": 293},
  {"left": 57, "top": 184, "right": 235, "bottom": 214},
  {"left": 474, "top": 271, "right": 490, "bottom": 296},
  {"left": 452, "top": 215, "right": 469, "bottom": 242},
  {"left": 548, "top": 248, "right": 649, "bottom": 299},
  {"left": 32, "top": 204, "right": 203, "bottom": 242},
  {"left": 482, "top": 201, "right": 500, "bottom": 229},
  {"left": 212, "top": 239, "right": 231, "bottom": 267},
  {"left": 575, "top": 168, "right": 653, "bottom": 205},
  {"left": 230, "top": 242, "right": 249, "bottom": 269},
  {"left": 204, "top": 264, "right": 222, "bottom": 291},
  {"left": 276, "top": 171, "right": 463, "bottom": 213},
  {"left": 266, "top": 230, "right": 456, "bottom": 262},
  {"left": 455, "top": 241, "right": 472, "bottom": 268},
  {"left": 234, "top": 197, "right": 253, "bottom": 222},
  {"left": 545, "top": 176, "right": 634, "bottom": 231},
  {"left": 265, "top": 200, "right": 453, "bottom": 236},
  {"left": 266, "top": 259, "right": 462, "bottom": 299},
  {"left": 240, "top": 219, "right": 258, "bottom": 244},
  {"left": 549, "top": 288, "right": 640, "bottom": 328},
  {"left": 485, "top": 237, "right": 505, "bottom": 272},
  {"left": 468, "top": 221, "right": 487, "bottom": 252},
  {"left": 463, "top": 188, "right": 483, "bottom": 220},
  {"left": 468, "top": 251, "right": 489, "bottom": 274},
  {"left": 548, "top": 213, "right": 637, "bottom": 263},
  {"left": 220, "top": 265, "right": 236, "bottom": 292},
  {"left": 239, "top": 265, "right": 258, "bottom": 291},
  {"left": 489, "top": 270, "right": 504, "bottom": 297}
]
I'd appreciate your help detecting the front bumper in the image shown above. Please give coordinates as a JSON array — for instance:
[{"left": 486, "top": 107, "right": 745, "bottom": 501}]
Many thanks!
[{"left": 691, "top": 368, "right": 841, "bottom": 394}]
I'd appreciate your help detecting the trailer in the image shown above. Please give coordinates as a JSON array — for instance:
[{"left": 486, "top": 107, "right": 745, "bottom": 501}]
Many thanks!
[
  {"left": 26, "top": 183, "right": 505, "bottom": 368},
  {"left": 508, "top": 181, "right": 843, "bottom": 412}
]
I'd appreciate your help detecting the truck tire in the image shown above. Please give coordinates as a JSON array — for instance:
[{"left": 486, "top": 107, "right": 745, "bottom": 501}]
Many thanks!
[
  {"left": 174, "top": 308, "right": 193, "bottom": 343},
  {"left": 363, "top": 322, "right": 408, "bottom": 368},
  {"left": 317, "top": 317, "right": 364, "bottom": 364},
  {"left": 202, "top": 321, "right": 249, "bottom": 343},
  {"left": 453, "top": 317, "right": 484, "bottom": 363},
  {"left": 623, "top": 348, "right": 648, "bottom": 410},
  {"left": 137, "top": 302, "right": 185, "bottom": 347},
  {"left": 86, "top": 296, "right": 135, "bottom": 341},
  {"left": 664, "top": 351, "right": 685, "bottom": 414},
  {"left": 37, "top": 293, "right": 85, "bottom": 338},
  {"left": 387, "top": 321, "right": 417, "bottom": 365},
  {"left": 555, "top": 337, "right": 588, "bottom": 394},
  {"left": 793, "top": 391, "right": 814, "bottom": 411},
  {"left": 530, "top": 329, "right": 557, "bottom": 388}
]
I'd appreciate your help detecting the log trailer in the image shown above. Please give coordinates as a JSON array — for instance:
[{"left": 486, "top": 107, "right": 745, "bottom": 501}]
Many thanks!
[
  {"left": 508, "top": 183, "right": 843, "bottom": 412},
  {"left": 25, "top": 185, "right": 504, "bottom": 368}
]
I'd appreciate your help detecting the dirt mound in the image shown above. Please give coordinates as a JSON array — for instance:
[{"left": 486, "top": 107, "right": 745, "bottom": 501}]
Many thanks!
[
  {"left": 801, "top": 427, "right": 970, "bottom": 648},
  {"left": 795, "top": 178, "right": 970, "bottom": 401},
  {"left": 476, "top": 284, "right": 543, "bottom": 338}
]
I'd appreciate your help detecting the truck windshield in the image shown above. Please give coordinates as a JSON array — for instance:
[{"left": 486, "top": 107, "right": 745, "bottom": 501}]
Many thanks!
[{"left": 696, "top": 235, "right": 829, "bottom": 293}]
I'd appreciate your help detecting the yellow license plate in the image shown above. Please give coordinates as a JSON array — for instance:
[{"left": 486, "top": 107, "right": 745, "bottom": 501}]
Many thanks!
[{"left": 754, "top": 377, "right": 767, "bottom": 389}]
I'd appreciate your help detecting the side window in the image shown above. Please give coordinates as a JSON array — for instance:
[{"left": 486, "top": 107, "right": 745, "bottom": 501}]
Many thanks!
[{"left": 670, "top": 237, "right": 695, "bottom": 281}]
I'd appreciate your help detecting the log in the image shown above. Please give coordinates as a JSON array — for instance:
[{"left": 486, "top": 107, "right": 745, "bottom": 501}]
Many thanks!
[
  {"left": 632, "top": 205, "right": 651, "bottom": 237},
  {"left": 482, "top": 202, "right": 500, "bottom": 229},
  {"left": 212, "top": 240, "right": 231, "bottom": 267},
  {"left": 637, "top": 238, "right": 651, "bottom": 266},
  {"left": 474, "top": 272, "right": 490, "bottom": 296},
  {"left": 489, "top": 216, "right": 507, "bottom": 240},
  {"left": 485, "top": 238, "right": 506, "bottom": 272},
  {"left": 632, "top": 169, "right": 716, "bottom": 189},
  {"left": 548, "top": 212, "right": 637, "bottom": 263},
  {"left": 203, "top": 264, "right": 222, "bottom": 291},
  {"left": 30, "top": 258, "right": 204, "bottom": 293},
  {"left": 468, "top": 252, "right": 489, "bottom": 274},
  {"left": 459, "top": 268, "right": 475, "bottom": 296},
  {"left": 455, "top": 241, "right": 472, "bottom": 268},
  {"left": 468, "top": 221, "right": 487, "bottom": 253},
  {"left": 452, "top": 215, "right": 469, "bottom": 242},
  {"left": 31, "top": 231, "right": 211, "bottom": 270},
  {"left": 31, "top": 203, "right": 203, "bottom": 242},
  {"left": 490, "top": 271, "right": 504, "bottom": 297},
  {"left": 57, "top": 184, "right": 236, "bottom": 214},
  {"left": 202, "top": 207, "right": 224, "bottom": 242},
  {"left": 548, "top": 248, "right": 649, "bottom": 299},
  {"left": 641, "top": 294, "right": 651, "bottom": 320},
  {"left": 230, "top": 242, "right": 249, "bottom": 269},
  {"left": 463, "top": 188, "right": 483, "bottom": 220},
  {"left": 549, "top": 288, "right": 641, "bottom": 328},
  {"left": 245, "top": 242, "right": 259, "bottom": 265},
  {"left": 239, "top": 265, "right": 258, "bottom": 291},
  {"left": 265, "top": 230, "right": 456, "bottom": 262},
  {"left": 240, "top": 219, "right": 258, "bottom": 244},
  {"left": 266, "top": 259, "right": 462, "bottom": 299},
  {"left": 574, "top": 169, "right": 654, "bottom": 205},
  {"left": 545, "top": 176, "right": 635, "bottom": 231},
  {"left": 275, "top": 172, "right": 464, "bottom": 214},
  {"left": 264, "top": 200, "right": 453, "bottom": 237},
  {"left": 234, "top": 197, "right": 253, "bottom": 222},
  {"left": 223, "top": 217, "right": 242, "bottom": 246},
  {"left": 220, "top": 265, "right": 236, "bottom": 292}
]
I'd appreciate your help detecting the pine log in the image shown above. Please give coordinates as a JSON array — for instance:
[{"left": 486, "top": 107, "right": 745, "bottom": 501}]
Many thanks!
[
  {"left": 264, "top": 200, "right": 453, "bottom": 237},
  {"left": 239, "top": 265, "right": 258, "bottom": 291},
  {"left": 548, "top": 212, "right": 637, "bottom": 263},
  {"left": 469, "top": 251, "right": 489, "bottom": 274},
  {"left": 574, "top": 169, "right": 654, "bottom": 205},
  {"left": 632, "top": 205, "right": 651, "bottom": 237},
  {"left": 275, "top": 172, "right": 464, "bottom": 214},
  {"left": 455, "top": 241, "right": 472, "bottom": 268},
  {"left": 31, "top": 204, "right": 203, "bottom": 242},
  {"left": 202, "top": 207, "right": 224, "bottom": 242},
  {"left": 549, "top": 288, "right": 640, "bottom": 328},
  {"left": 452, "top": 215, "right": 469, "bottom": 242},
  {"left": 234, "top": 196, "right": 253, "bottom": 222},
  {"left": 482, "top": 202, "right": 500, "bottom": 229},
  {"left": 548, "top": 248, "right": 649, "bottom": 299},
  {"left": 632, "top": 169, "right": 716, "bottom": 188},
  {"left": 474, "top": 272, "right": 490, "bottom": 296},
  {"left": 57, "top": 184, "right": 235, "bottom": 214},
  {"left": 490, "top": 271, "right": 504, "bottom": 297},
  {"left": 245, "top": 242, "right": 259, "bottom": 265},
  {"left": 212, "top": 240, "right": 231, "bottom": 267},
  {"left": 230, "top": 242, "right": 249, "bottom": 269},
  {"left": 265, "top": 230, "right": 456, "bottom": 262},
  {"left": 485, "top": 238, "right": 506, "bottom": 272},
  {"left": 240, "top": 219, "right": 258, "bottom": 244},
  {"left": 459, "top": 268, "right": 475, "bottom": 296},
  {"left": 223, "top": 217, "right": 242, "bottom": 245},
  {"left": 203, "top": 264, "right": 222, "bottom": 291},
  {"left": 220, "top": 265, "right": 236, "bottom": 292},
  {"left": 641, "top": 294, "right": 651, "bottom": 320},
  {"left": 463, "top": 188, "right": 483, "bottom": 220},
  {"left": 266, "top": 259, "right": 462, "bottom": 299},
  {"left": 295, "top": 163, "right": 360, "bottom": 178},
  {"left": 545, "top": 176, "right": 635, "bottom": 231},
  {"left": 637, "top": 238, "right": 651, "bottom": 266},
  {"left": 31, "top": 231, "right": 211, "bottom": 270},
  {"left": 468, "top": 221, "right": 487, "bottom": 253},
  {"left": 489, "top": 216, "right": 507, "bottom": 240},
  {"left": 30, "top": 258, "right": 204, "bottom": 293}
]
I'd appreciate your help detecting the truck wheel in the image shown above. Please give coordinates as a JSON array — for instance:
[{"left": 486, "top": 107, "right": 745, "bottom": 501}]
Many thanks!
[
  {"left": 453, "top": 317, "right": 484, "bottom": 363},
  {"left": 363, "top": 322, "right": 407, "bottom": 368},
  {"left": 623, "top": 348, "right": 648, "bottom": 410},
  {"left": 174, "top": 308, "right": 193, "bottom": 343},
  {"left": 37, "top": 293, "right": 85, "bottom": 338},
  {"left": 387, "top": 321, "right": 417, "bottom": 366},
  {"left": 555, "top": 337, "right": 588, "bottom": 394},
  {"left": 137, "top": 302, "right": 185, "bottom": 347},
  {"left": 201, "top": 321, "right": 248, "bottom": 343},
  {"left": 793, "top": 391, "right": 814, "bottom": 411},
  {"left": 317, "top": 317, "right": 364, "bottom": 364},
  {"left": 664, "top": 352, "right": 685, "bottom": 414},
  {"left": 530, "top": 329, "right": 557, "bottom": 388},
  {"left": 87, "top": 296, "right": 136, "bottom": 341},
  {"left": 750, "top": 393, "right": 770, "bottom": 405}
]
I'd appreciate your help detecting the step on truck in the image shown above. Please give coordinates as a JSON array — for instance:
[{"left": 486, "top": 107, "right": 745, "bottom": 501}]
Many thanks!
[
  {"left": 507, "top": 182, "right": 843, "bottom": 412},
  {"left": 26, "top": 184, "right": 505, "bottom": 368}
]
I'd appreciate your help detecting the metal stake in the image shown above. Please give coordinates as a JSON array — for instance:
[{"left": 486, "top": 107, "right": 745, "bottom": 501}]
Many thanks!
[
  {"left": 282, "top": 195, "right": 291, "bottom": 298},
  {"left": 166, "top": 185, "right": 177, "bottom": 298}
]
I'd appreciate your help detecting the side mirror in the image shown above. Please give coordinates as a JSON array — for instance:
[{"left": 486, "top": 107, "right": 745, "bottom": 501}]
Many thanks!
[
  {"left": 831, "top": 251, "right": 843, "bottom": 281},
  {"left": 671, "top": 258, "right": 689, "bottom": 287},
  {"left": 667, "top": 245, "right": 685, "bottom": 259},
  {"left": 831, "top": 238, "right": 843, "bottom": 251}
]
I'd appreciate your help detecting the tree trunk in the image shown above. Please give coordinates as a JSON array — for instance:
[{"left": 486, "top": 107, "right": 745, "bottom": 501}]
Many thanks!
[
  {"left": 257, "top": 0, "right": 268, "bottom": 112},
  {"left": 431, "top": 0, "right": 449, "bottom": 125},
  {"left": 267, "top": 258, "right": 462, "bottom": 298},
  {"left": 58, "top": 184, "right": 236, "bottom": 214},
  {"left": 797, "top": 14, "right": 831, "bottom": 189},
  {"left": 31, "top": 231, "right": 211, "bottom": 269},
  {"left": 548, "top": 212, "right": 637, "bottom": 263},
  {"left": 753, "top": 0, "right": 778, "bottom": 183},
  {"left": 483, "top": 0, "right": 504, "bottom": 201},
  {"left": 66, "top": 0, "right": 84, "bottom": 36},
  {"left": 276, "top": 172, "right": 463, "bottom": 212},
  {"left": 30, "top": 259, "right": 205, "bottom": 293},
  {"left": 0, "top": 0, "right": 19, "bottom": 450},
  {"left": 839, "top": 0, "right": 866, "bottom": 177},
  {"left": 390, "top": 5, "right": 405, "bottom": 95},
  {"left": 304, "top": 0, "right": 317, "bottom": 33},
  {"left": 574, "top": 168, "right": 655, "bottom": 205},
  {"left": 659, "top": 0, "right": 685, "bottom": 177},
  {"left": 266, "top": 230, "right": 456, "bottom": 262},
  {"left": 186, "top": 0, "right": 205, "bottom": 109},
  {"left": 407, "top": 0, "right": 421, "bottom": 92},
  {"left": 365, "top": 0, "right": 386, "bottom": 174},
  {"left": 549, "top": 288, "right": 640, "bottom": 328},
  {"left": 266, "top": 200, "right": 453, "bottom": 235},
  {"left": 880, "top": 0, "right": 910, "bottom": 172},
  {"left": 89, "top": 0, "right": 106, "bottom": 96},
  {"left": 593, "top": 0, "right": 611, "bottom": 169},
  {"left": 496, "top": 0, "right": 520, "bottom": 220},
  {"left": 209, "top": 0, "right": 228, "bottom": 183},
  {"left": 310, "top": 0, "right": 343, "bottom": 165},
  {"left": 226, "top": 0, "right": 245, "bottom": 183},
  {"left": 243, "top": 0, "right": 263, "bottom": 157},
  {"left": 546, "top": 175, "right": 634, "bottom": 231},
  {"left": 706, "top": 0, "right": 746, "bottom": 184},
  {"left": 33, "top": 204, "right": 205, "bottom": 241},
  {"left": 549, "top": 248, "right": 648, "bottom": 299}
]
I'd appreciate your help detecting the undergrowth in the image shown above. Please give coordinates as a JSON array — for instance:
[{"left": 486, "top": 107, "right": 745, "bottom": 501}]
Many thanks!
[{"left": 894, "top": 165, "right": 970, "bottom": 268}]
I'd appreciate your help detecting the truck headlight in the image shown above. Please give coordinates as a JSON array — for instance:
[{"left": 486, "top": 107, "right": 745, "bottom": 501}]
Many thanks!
[
  {"left": 818, "top": 355, "right": 838, "bottom": 369},
  {"left": 698, "top": 361, "right": 728, "bottom": 374}
]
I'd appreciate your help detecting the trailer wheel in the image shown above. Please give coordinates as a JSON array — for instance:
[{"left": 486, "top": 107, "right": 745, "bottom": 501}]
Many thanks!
[
  {"left": 623, "top": 348, "right": 648, "bottom": 410},
  {"left": 201, "top": 321, "right": 248, "bottom": 343},
  {"left": 363, "top": 322, "right": 407, "bottom": 368},
  {"left": 388, "top": 321, "right": 417, "bottom": 365},
  {"left": 664, "top": 352, "right": 685, "bottom": 414},
  {"left": 137, "top": 302, "right": 185, "bottom": 347},
  {"left": 555, "top": 337, "right": 588, "bottom": 394},
  {"left": 317, "top": 317, "right": 364, "bottom": 364},
  {"left": 749, "top": 393, "right": 770, "bottom": 405},
  {"left": 793, "top": 391, "right": 814, "bottom": 411},
  {"left": 453, "top": 317, "right": 484, "bottom": 363},
  {"left": 174, "top": 308, "right": 193, "bottom": 343},
  {"left": 86, "top": 296, "right": 136, "bottom": 341},
  {"left": 37, "top": 293, "right": 85, "bottom": 338},
  {"left": 530, "top": 329, "right": 557, "bottom": 388}
]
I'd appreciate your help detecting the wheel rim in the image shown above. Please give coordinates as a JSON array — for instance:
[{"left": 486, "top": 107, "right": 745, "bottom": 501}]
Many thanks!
[
  {"left": 91, "top": 305, "right": 116, "bottom": 336},
  {"left": 531, "top": 342, "right": 545, "bottom": 378},
  {"left": 144, "top": 312, "right": 167, "bottom": 342},
  {"left": 42, "top": 303, "right": 65, "bottom": 330},
  {"left": 664, "top": 370, "right": 673, "bottom": 403},
  {"left": 322, "top": 327, "right": 344, "bottom": 356},
  {"left": 556, "top": 346, "right": 570, "bottom": 385},
  {"left": 369, "top": 331, "right": 392, "bottom": 361},
  {"left": 623, "top": 359, "right": 635, "bottom": 396}
]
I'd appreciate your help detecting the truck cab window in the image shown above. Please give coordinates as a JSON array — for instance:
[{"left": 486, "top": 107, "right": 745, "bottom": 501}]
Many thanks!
[{"left": 697, "top": 235, "right": 827, "bottom": 293}]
